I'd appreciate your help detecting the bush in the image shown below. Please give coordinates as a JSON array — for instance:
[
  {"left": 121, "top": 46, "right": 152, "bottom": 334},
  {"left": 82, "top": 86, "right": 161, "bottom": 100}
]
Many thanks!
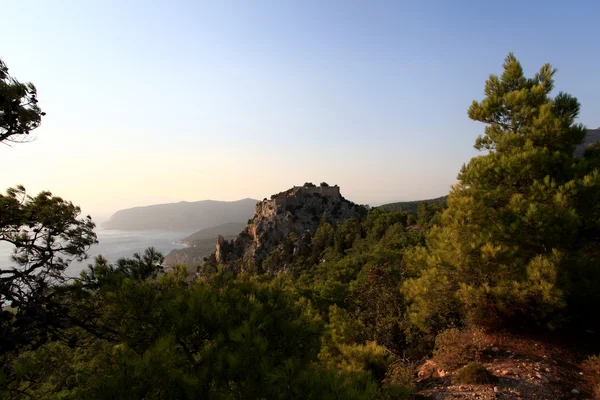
[
  {"left": 433, "top": 328, "right": 477, "bottom": 370},
  {"left": 381, "top": 361, "right": 415, "bottom": 390},
  {"left": 582, "top": 355, "right": 600, "bottom": 399},
  {"left": 452, "top": 362, "right": 496, "bottom": 385}
]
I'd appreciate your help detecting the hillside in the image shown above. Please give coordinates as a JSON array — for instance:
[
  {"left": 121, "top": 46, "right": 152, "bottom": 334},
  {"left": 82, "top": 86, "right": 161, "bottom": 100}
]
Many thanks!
[
  {"left": 164, "top": 236, "right": 238, "bottom": 268},
  {"left": 163, "top": 222, "right": 246, "bottom": 267},
  {"left": 575, "top": 127, "right": 600, "bottom": 157},
  {"left": 102, "top": 198, "right": 258, "bottom": 231},
  {"left": 207, "top": 183, "right": 367, "bottom": 274},
  {"left": 179, "top": 222, "right": 246, "bottom": 245},
  {"left": 378, "top": 195, "right": 448, "bottom": 213}
]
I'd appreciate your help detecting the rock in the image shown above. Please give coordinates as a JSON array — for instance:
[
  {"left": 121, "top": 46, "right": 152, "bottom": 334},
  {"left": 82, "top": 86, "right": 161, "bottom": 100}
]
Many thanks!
[
  {"left": 571, "top": 389, "right": 580, "bottom": 395},
  {"left": 214, "top": 235, "right": 227, "bottom": 263},
  {"left": 492, "top": 347, "right": 500, "bottom": 352},
  {"left": 501, "top": 370, "right": 510, "bottom": 375},
  {"left": 493, "top": 386, "right": 500, "bottom": 393},
  {"left": 417, "top": 360, "right": 437, "bottom": 380},
  {"left": 208, "top": 184, "right": 365, "bottom": 274}
]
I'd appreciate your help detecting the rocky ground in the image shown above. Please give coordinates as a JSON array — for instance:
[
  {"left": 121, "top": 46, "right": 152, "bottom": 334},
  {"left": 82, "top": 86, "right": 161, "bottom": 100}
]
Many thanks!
[{"left": 414, "top": 332, "right": 595, "bottom": 399}]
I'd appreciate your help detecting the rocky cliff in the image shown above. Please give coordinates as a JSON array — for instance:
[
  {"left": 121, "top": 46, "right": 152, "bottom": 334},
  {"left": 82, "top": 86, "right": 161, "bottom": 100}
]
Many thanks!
[{"left": 212, "top": 184, "right": 366, "bottom": 273}]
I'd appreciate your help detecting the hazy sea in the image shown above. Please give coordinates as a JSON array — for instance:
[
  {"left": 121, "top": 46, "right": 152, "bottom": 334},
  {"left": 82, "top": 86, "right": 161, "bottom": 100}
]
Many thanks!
[{"left": 0, "top": 229, "right": 193, "bottom": 277}]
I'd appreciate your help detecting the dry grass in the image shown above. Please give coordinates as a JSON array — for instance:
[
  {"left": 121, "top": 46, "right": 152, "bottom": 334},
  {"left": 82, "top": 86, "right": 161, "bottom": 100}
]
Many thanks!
[{"left": 582, "top": 355, "right": 600, "bottom": 399}]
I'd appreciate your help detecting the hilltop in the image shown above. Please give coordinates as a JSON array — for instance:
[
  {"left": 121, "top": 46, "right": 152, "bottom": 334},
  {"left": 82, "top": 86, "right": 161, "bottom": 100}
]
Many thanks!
[{"left": 205, "top": 183, "right": 367, "bottom": 274}]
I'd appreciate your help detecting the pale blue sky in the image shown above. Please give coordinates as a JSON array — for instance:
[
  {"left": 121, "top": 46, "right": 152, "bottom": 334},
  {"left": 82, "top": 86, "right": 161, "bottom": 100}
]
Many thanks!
[{"left": 1, "top": 1, "right": 599, "bottom": 220}]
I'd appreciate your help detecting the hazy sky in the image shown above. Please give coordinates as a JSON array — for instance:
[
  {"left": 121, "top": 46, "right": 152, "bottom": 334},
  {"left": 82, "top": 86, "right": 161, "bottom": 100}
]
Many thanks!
[{"left": 1, "top": 1, "right": 599, "bottom": 221}]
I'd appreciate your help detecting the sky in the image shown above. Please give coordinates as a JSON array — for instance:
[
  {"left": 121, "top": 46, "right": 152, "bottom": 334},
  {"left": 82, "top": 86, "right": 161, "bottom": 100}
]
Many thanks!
[{"left": 1, "top": 0, "right": 599, "bottom": 222}]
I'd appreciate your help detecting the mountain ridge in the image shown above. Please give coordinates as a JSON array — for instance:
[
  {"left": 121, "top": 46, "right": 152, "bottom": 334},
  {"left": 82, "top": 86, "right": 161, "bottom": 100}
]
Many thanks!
[
  {"left": 102, "top": 198, "right": 258, "bottom": 231},
  {"left": 179, "top": 222, "right": 247, "bottom": 244}
]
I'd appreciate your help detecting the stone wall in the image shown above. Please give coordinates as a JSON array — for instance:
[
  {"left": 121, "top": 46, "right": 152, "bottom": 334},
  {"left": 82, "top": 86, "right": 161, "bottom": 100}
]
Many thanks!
[
  {"left": 292, "top": 185, "right": 341, "bottom": 199},
  {"left": 269, "top": 185, "right": 341, "bottom": 211}
]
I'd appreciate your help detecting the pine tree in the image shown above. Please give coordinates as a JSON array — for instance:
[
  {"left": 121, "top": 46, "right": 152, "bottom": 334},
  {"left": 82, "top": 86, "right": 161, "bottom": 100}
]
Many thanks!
[
  {"left": 403, "top": 54, "right": 598, "bottom": 331},
  {"left": 0, "top": 58, "right": 45, "bottom": 144}
]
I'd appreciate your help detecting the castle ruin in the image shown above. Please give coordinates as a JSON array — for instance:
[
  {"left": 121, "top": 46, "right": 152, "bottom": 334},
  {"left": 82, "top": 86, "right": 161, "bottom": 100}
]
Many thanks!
[{"left": 265, "top": 184, "right": 341, "bottom": 212}]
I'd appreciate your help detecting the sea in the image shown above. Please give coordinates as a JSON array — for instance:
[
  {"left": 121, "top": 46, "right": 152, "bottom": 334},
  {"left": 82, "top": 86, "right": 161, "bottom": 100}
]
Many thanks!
[{"left": 0, "top": 229, "right": 193, "bottom": 278}]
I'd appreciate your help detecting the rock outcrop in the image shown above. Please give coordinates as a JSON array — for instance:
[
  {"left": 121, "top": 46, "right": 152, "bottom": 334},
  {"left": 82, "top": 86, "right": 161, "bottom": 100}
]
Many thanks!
[{"left": 213, "top": 183, "right": 366, "bottom": 273}]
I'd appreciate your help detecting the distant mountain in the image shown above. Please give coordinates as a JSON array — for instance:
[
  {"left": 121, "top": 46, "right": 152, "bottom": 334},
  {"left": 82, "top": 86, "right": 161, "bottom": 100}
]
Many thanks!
[
  {"left": 180, "top": 222, "right": 247, "bottom": 245},
  {"left": 102, "top": 199, "right": 258, "bottom": 231},
  {"left": 575, "top": 128, "right": 600, "bottom": 157},
  {"left": 377, "top": 195, "right": 448, "bottom": 213}
]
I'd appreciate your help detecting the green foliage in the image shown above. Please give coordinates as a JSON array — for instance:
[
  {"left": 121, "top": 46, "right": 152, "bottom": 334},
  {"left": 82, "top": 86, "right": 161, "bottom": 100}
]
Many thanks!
[
  {"left": 310, "top": 217, "right": 334, "bottom": 263},
  {"left": 347, "top": 265, "right": 406, "bottom": 353},
  {"left": 433, "top": 328, "right": 478, "bottom": 370},
  {"left": 0, "top": 58, "right": 45, "bottom": 144},
  {"left": 79, "top": 247, "right": 164, "bottom": 290},
  {"left": 378, "top": 196, "right": 448, "bottom": 214},
  {"left": 403, "top": 53, "right": 599, "bottom": 332},
  {"left": 295, "top": 209, "right": 421, "bottom": 315},
  {"left": 379, "top": 362, "right": 415, "bottom": 398},
  {"left": 0, "top": 186, "right": 97, "bottom": 355},
  {"left": 452, "top": 362, "right": 496, "bottom": 385},
  {"left": 3, "top": 263, "right": 386, "bottom": 399},
  {"left": 319, "top": 308, "right": 414, "bottom": 399}
]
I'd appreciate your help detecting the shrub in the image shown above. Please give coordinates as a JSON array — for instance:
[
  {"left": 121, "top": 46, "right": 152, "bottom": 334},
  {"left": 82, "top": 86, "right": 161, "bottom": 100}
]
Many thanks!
[
  {"left": 582, "top": 355, "right": 600, "bottom": 399},
  {"left": 452, "top": 362, "right": 496, "bottom": 385},
  {"left": 381, "top": 361, "right": 415, "bottom": 390},
  {"left": 433, "top": 328, "right": 476, "bottom": 370}
]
